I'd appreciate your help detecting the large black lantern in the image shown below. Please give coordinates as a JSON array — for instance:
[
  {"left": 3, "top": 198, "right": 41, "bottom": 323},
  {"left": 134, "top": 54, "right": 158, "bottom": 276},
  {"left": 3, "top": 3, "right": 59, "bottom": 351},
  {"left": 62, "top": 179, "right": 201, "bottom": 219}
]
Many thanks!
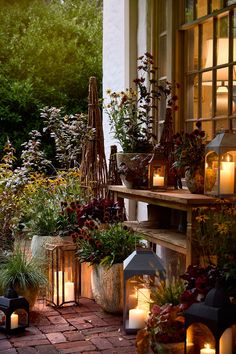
[
  {"left": 184, "top": 286, "right": 236, "bottom": 354},
  {"left": 0, "top": 288, "right": 29, "bottom": 333},
  {"left": 45, "top": 241, "right": 80, "bottom": 307},
  {"left": 204, "top": 132, "right": 236, "bottom": 197},
  {"left": 123, "top": 248, "right": 165, "bottom": 334}
]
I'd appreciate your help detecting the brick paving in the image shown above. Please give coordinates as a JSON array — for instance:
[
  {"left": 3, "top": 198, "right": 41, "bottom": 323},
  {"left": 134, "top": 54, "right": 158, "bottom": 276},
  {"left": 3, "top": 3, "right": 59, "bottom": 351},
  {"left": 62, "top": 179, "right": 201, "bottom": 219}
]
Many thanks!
[{"left": 0, "top": 298, "right": 137, "bottom": 354}]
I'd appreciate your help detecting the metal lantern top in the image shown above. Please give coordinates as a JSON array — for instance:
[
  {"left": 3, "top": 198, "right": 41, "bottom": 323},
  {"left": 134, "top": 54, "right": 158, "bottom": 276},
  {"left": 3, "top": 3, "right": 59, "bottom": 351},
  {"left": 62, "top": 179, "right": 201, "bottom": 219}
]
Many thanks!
[
  {"left": 205, "top": 131, "right": 236, "bottom": 154},
  {"left": 123, "top": 248, "right": 165, "bottom": 281}
]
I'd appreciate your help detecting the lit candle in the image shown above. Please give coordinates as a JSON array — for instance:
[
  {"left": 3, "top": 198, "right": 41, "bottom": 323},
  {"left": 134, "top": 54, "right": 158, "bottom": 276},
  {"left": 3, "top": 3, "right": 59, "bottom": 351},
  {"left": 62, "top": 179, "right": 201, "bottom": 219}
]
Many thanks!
[
  {"left": 200, "top": 344, "right": 215, "bottom": 354},
  {"left": 153, "top": 174, "right": 164, "bottom": 187},
  {"left": 129, "top": 308, "right": 146, "bottom": 329},
  {"left": 220, "top": 159, "right": 235, "bottom": 194},
  {"left": 137, "top": 288, "right": 150, "bottom": 314},
  {"left": 65, "top": 281, "right": 75, "bottom": 302},
  {"left": 220, "top": 327, "right": 232, "bottom": 354},
  {"left": 10, "top": 313, "right": 18, "bottom": 329}
]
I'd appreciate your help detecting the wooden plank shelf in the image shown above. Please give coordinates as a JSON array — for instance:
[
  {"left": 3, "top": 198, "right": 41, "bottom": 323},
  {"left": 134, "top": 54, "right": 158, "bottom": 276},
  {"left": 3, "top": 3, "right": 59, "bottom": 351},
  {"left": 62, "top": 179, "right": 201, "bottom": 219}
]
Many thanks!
[{"left": 124, "top": 221, "right": 187, "bottom": 255}]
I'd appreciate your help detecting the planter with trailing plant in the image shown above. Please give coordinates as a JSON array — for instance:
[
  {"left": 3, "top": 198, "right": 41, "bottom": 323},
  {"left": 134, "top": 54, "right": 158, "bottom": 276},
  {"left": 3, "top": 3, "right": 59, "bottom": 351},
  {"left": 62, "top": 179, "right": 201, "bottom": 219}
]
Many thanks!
[
  {"left": 73, "top": 221, "right": 142, "bottom": 313},
  {"left": 0, "top": 248, "right": 47, "bottom": 309},
  {"left": 105, "top": 52, "right": 178, "bottom": 188},
  {"left": 172, "top": 122, "right": 206, "bottom": 194}
]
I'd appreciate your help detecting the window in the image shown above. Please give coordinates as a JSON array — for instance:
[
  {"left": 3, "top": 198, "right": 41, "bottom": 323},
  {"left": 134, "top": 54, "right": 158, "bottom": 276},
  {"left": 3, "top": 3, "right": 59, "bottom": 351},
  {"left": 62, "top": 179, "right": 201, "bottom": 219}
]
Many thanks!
[{"left": 183, "top": 1, "right": 236, "bottom": 139}]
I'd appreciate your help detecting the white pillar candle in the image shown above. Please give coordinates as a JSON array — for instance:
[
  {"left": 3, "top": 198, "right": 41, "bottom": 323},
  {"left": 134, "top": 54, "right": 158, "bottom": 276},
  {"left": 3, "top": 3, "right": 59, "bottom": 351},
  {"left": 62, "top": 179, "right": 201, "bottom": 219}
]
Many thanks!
[
  {"left": 220, "top": 161, "right": 235, "bottom": 194},
  {"left": 65, "top": 281, "right": 75, "bottom": 302},
  {"left": 10, "top": 313, "right": 18, "bottom": 329},
  {"left": 220, "top": 327, "right": 232, "bottom": 354},
  {"left": 200, "top": 344, "right": 215, "bottom": 354},
  {"left": 129, "top": 308, "right": 146, "bottom": 329},
  {"left": 153, "top": 174, "right": 164, "bottom": 187},
  {"left": 137, "top": 288, "right": 150, "bottom": 314}
]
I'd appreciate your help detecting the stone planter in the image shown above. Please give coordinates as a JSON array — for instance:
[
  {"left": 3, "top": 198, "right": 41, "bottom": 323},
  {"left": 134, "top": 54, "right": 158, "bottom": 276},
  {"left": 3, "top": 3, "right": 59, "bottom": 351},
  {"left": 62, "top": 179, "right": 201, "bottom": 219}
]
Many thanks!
[
  {"left": 116, "top": 153, "right": 152, "bottom": 189},
  {"left": 91, "top": 263, "right": 123, "bottom": 313}
]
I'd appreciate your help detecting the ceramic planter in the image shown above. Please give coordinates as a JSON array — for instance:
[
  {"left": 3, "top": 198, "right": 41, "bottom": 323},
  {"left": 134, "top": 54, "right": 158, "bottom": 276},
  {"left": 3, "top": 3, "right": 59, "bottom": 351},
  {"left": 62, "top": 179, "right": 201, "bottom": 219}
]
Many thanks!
[
  {"left": 91, "top": 263, "right": 123, "bottom": 313},
  {"left": 116, "top": 153, "right": 152, "bottom": 189}
]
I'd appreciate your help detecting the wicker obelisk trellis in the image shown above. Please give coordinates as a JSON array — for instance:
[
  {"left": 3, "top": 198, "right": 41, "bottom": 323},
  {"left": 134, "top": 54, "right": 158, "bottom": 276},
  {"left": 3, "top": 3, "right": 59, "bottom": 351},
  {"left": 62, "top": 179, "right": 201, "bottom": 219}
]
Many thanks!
[{"left": 80, "top": 77, "right": 108, "bottom": 198}]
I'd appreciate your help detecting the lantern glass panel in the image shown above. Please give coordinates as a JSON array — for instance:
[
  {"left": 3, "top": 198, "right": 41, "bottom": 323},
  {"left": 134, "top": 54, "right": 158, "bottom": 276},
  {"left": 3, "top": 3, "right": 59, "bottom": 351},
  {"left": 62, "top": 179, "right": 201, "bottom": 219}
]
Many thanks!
[
  {"left": 152, "top": 165, "right": 166, "bottom": 188},
  {"left": 186, "top": 323, "right": 215, "bottom": 353},
  {"left": 124, "top": 275, "right": 159, "bottom": 332},
  {"left": 0, "top": 310, "right": 6, "bottom": 329},
  {"left": 205, "top": 150, "right": 236, "bottom": 196},
  {"left": 12, "top": 309, "right": 28, "bottom": 329},
  {"left": 205, "top": 151, "right": 218, "bottom": 194},
  {"left": 46, "top": 243, "right": 80, "bottom": 307}
]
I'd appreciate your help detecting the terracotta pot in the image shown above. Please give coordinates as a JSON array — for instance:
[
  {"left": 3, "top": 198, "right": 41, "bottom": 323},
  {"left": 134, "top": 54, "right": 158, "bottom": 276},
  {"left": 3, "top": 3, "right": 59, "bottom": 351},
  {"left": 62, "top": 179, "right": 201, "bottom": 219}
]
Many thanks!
[
  {"left": 151, "top": 341, "right": 184, "bottom": 354},
  {"left": 185, "top": 168, "right": 204, "bottom": 194},
  {"left": 116, "top": 153, "right": 152, "bottom": 189},
  {"left": 91, "top": 263, "right": 123, "bottom": 313}
]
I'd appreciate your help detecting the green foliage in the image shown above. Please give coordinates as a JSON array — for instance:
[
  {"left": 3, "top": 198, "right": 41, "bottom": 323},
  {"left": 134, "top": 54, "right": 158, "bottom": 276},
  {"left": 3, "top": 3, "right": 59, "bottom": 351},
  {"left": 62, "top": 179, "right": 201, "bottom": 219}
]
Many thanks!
[
  {"left": 151, "top": 279, "right": 185, "bottom": 306},
  {"left": 75, "top": 223, "right": 142, "bottom": 267},
  {"left": 0, "top": 247, "right": 47, "bottom": 293},
  {"left": 0, "top": 0, "right": 102, "bottom": 154}
]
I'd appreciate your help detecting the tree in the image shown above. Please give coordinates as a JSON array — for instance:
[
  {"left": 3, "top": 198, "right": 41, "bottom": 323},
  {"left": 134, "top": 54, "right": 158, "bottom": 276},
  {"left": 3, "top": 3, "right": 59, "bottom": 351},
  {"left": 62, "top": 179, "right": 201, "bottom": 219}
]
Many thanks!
[{"left": 0, "top": 0, "right": 102, "bottom": 155}]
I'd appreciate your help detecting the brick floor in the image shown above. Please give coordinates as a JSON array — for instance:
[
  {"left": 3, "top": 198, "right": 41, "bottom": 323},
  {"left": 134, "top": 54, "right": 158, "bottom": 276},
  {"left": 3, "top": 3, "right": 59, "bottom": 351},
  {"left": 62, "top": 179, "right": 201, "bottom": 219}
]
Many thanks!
[{"left": 0, "top": 298, "right": 137, "bottom": 353}]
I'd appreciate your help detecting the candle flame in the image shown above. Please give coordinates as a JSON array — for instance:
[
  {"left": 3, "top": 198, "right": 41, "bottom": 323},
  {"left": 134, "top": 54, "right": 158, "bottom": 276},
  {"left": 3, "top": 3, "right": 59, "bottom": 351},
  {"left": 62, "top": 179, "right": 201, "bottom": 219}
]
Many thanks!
[
  {"left": 227, "top": 154, "right": 230, "bottom": 162},
  {"left": 205, "top": 344, "right": 210, "bottom": 349}
]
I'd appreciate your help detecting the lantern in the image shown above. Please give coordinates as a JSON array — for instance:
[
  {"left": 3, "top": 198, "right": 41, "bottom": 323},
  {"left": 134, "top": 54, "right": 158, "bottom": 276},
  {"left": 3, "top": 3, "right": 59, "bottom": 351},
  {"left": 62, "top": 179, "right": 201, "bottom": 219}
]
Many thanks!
[
  {"left": 204, "top": 131, "right": 236, "bottom": 197},
  {"left": 148, "top": 146, "right": 168, "bottom": 190},
  {"left": 123, "top": 248, "right": 165, "bottom": 334},
  {"left": 45, "top": 241, "right": 80, "bottom": 307},
  {"left": 184, "top": 286, "right": 236, "bottom": 354},
  {"left": 0, "top": 288, "right": 29, "bottom": 333}
]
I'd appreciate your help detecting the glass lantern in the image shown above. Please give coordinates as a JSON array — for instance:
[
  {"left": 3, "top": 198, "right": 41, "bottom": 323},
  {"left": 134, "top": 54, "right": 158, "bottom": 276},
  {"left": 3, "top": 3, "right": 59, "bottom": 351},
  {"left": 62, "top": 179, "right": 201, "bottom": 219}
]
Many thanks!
[
  {"left": 45, "top": 241, "right": 80, "bottom": 307},
  {"left": 184, "top": 286, "right": 236, "bottom": 354},
  {"left": 204, "top": 132, "right": 236, "bottom": 197},
  {"left": 0, "top": 288, "right": 29, "bottom": 333},
  {"left": 123, "top": 248, "right": 165, "bottom": 334},
  {"left": 148, "top": 146, "right": 167, "bottom": 191}
]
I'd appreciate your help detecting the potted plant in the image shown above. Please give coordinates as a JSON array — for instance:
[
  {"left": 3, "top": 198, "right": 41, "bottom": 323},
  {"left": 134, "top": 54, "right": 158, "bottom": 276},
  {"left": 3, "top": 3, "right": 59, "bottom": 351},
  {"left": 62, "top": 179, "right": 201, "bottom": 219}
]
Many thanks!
[
  {"left": 73, "top": 221, "right": 142, "bottom": 313},
  {"left": 0, "top": 247, "right": 48, "bottom": 309},
  {"left": 172, "top": 122, "right": 206, "bottom": 193},
  {"left": 136, "top": 280, "right": 185, "bottom": 354},
  {"left": 105, "top": 52, "right": 178, "bottom": 188}
]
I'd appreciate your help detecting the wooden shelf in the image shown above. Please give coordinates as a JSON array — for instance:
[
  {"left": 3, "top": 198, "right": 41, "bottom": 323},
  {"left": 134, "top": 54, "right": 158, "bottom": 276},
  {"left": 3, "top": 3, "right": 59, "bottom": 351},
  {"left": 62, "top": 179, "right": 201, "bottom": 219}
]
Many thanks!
[
  {"left": 124, "top": 221, "right": 186, "bottom": 255},
  {"left": 109, "top": 185, "right": 216, "bottom": 211}
]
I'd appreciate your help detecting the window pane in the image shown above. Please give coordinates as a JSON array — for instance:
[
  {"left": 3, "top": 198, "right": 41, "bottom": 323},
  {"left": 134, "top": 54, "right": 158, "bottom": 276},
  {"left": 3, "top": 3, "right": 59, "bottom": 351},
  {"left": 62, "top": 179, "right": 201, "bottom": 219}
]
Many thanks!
[
  {"left": 202, "top": 21, "right": 213, "bottom": 69},
  {"left": 215, "top": 119, "right": 228, "bottom": 131},
  {"left": 186, "top": 74, "right": 197, "bottom": 119},
  {"left": 217, "top": 16, "right": 229, "bottom": 65},
  {"left": 212, "top": 0, "right": 224, "bottom": 11},
  {"left": 233, "top": 11, "right": 236, "bottom": 61},
  {"left": 185, "top": 0, "right": 195, "bottom": 22},
  {"left": 187, "top": 27, "right": 199, "bottom": 71},
  {"left": 196, "top": 0, "right": 208, "bottom": 18},
  {"left": 201, "top": 121, "right": 213, "bottom": 140},
  {"left": 216, "top": 68, "right": 228, "bottom": 116},
  {"left": 202, "top": 75, "right": 212, "bottom": 118}
]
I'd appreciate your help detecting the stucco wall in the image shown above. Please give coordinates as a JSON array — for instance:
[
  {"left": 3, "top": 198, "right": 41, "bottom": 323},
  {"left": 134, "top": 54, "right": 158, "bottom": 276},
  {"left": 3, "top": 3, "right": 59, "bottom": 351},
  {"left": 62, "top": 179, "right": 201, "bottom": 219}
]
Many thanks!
[{"left": 103, "top": 0, "right": 149, "bottom": 221}]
